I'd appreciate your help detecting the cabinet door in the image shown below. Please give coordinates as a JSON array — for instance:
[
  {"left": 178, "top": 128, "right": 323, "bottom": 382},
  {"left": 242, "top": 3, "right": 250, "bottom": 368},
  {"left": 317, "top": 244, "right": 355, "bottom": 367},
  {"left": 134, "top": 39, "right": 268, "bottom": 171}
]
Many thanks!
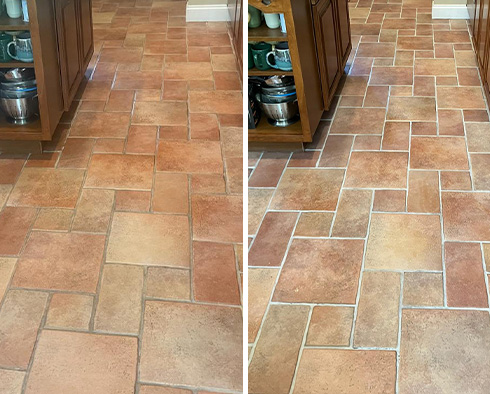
[
  {"left": 336, "top": 0, "right": 351, "bottom": 65},
  {"left": 312, "top": 0, "right": 341, "bottom": 108},
  {"left": 475, "top": 0, "right": 482, "bottom": 42},
  {"left": 77, "top": 0, "right": 93, "bottom": 68},
  {"left": 478, "top": 0, "right": 489, "bottom": 70},
  {"left": 55, "top": 0, "right": 82, "bottom": 110}
]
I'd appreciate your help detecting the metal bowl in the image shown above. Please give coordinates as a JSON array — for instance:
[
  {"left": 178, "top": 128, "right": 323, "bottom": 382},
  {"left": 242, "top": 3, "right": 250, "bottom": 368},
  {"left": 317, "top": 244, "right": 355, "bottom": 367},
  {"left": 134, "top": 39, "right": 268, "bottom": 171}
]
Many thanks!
[
  {"left": 0, "top": 68, "right": 35, "bottom": 82},
  {"left": 0, "top": 95, "right": 39, "bottom": 124},
  {"left": 257, "top": 98, "right": 299, "bottom": 127}
]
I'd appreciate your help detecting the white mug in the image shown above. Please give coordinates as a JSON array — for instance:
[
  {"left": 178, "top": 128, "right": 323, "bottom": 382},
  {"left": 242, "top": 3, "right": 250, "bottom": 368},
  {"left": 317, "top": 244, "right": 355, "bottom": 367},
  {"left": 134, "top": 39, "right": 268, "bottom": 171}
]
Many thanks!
[
  {"left": 5, "top": 0, "right": 22, "bottom": 18},
  {"left": 22, "top": 0, "right": 28, "bottom": 22}
]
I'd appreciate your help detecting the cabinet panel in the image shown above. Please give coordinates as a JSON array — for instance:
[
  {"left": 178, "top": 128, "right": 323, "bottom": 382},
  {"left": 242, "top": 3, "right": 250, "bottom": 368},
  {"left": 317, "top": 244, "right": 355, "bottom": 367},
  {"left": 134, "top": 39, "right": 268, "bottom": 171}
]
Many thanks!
[
  {"left": 478, "top": 0, "right": 489, "bottom": 70},
  {"left": 78, "top": 0, "right": 93, "bottom": 68},
  {"left": 55, "top": 0, "right": 82, "bottom": 110},
  {"left": 312, "top": 0, "right": 341, "bottom": 108},
  {"left": 336, "top": 0, "right": 350, "bottom": 64}
]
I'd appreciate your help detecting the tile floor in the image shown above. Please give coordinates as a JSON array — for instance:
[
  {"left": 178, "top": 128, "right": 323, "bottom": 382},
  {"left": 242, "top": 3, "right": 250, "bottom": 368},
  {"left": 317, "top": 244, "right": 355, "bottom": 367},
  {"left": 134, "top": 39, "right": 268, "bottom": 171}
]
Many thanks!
[
  {"left": 0, "top": 0, "right": 243, "bottom": 393},
  {"left": 248, "top": 1, "right": 490, "bottom": 392}
]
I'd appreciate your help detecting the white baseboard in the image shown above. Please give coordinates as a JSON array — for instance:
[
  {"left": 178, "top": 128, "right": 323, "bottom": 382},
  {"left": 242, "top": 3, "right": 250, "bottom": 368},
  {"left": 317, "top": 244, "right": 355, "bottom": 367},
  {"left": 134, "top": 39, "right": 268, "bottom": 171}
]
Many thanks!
[
  {"left": 432, "top": 3, "right": 469, "bottom": 19},
  {"left": 186, "top": 4, "right": 231, "bottom": 22}
]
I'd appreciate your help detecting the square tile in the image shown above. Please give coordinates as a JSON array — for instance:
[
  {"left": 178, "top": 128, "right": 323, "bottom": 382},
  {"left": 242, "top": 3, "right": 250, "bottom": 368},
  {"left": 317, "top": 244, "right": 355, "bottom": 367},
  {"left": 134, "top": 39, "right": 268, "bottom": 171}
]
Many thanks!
[
  {"left": 270, "top": 169, "right": 344, "bottom": 210},
  {"left": 0, "top": 207, "right": 36, "bottom": 255},
  {"left": 273, "top": 239, "right": 364, "bottom": 303},
  {"left": 12, "top": 232, "right": 105, "bottom": 292},
  {"left": 46, "top": 294, "right": 93, "bottom": 330},
  {"left": 306, "top": 306, "right": 354, "bottom": 346},
  {"left": 7, "top": 168, "right": 84, "bottom": 208},
  {"left": 403, "top": 272, "right": 444, "bottom": 306},
  {"left": 399, "top": 309, "right": 490, "bottom": 393},
  {"left": 0, "top": 369, "right": 25, "bottom": 394},
  {"left": 25, "top": 331, "right": 137, "bottom": 394},
  {"left": 345, "top": 152, "right": 408, "bottom": 188},
  {"left": 146, "top": 267, "right": 191, "bottom": 300},
  {"left": 140, "top": 301, "right": 242, "bottom": 391},
  {"left": 294, "top": 212, "right": 334, "bottom": 237},
  {"left": 85, "top": 154, "right": 154, "bottom": 190},
  {"left": 373, "top": 190, "right": 406, "bottom": 212},
  {"left": 365, "top": 213, "right": 442, "bottom": 270},
  {"left": 107, "top": 212, "right": 190, "bottom": 267}
]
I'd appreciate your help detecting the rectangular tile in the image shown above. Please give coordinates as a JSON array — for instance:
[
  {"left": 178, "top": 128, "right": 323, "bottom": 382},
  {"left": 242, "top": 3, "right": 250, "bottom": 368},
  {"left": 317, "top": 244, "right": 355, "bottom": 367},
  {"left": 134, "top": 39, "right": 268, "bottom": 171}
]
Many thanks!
[
  {"left": 332, "top": 189, "right": 372, "bottom": 237},
  {"left": 407, "top": 170, "right": 440, "bottom": 213}
]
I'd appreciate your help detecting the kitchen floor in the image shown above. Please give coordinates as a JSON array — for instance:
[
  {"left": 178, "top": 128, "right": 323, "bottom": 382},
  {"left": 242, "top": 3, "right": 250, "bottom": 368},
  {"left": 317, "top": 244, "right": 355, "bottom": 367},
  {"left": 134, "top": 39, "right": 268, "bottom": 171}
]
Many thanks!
[
  {"left": 0, "top": 0, "right": 242, "bottom": 393},
  {"left": 248, "top": 1, "right": 490, "bottom": 393}
]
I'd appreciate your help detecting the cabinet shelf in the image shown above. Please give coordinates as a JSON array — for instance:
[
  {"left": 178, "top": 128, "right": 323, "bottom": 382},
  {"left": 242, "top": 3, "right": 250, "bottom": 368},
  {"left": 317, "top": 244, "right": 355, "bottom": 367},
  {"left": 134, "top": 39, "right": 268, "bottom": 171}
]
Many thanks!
[
  {"left": 249, "top": 114, "right": 303, "bottom": 140},
  {"left": 249, "top": 24, "right": 288, "bottom": 41},
  {"left": 0, "top": 61, "right": 34, "bottom": 68},
  {"left": 248, "top": 67, "right": 294, "bottom": 76},
  {"left": 0, "top": 14, "right": 29, "bottom": 30}
]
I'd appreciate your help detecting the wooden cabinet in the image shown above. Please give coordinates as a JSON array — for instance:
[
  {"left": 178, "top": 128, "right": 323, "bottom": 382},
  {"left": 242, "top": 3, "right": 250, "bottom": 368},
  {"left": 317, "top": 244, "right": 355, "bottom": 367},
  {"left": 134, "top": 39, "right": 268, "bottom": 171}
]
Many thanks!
[
  {"left": 471, "top": 0, "right": 490, "bottom": 98},
  {"left": 229, "top": 0, "right": 243, "bottom": 74},
  {"left": 55, "top": 0, "right": 94, "bottom": 110},
  {"left": 248, "top": 0, "right": 350, "bottom": 143}
]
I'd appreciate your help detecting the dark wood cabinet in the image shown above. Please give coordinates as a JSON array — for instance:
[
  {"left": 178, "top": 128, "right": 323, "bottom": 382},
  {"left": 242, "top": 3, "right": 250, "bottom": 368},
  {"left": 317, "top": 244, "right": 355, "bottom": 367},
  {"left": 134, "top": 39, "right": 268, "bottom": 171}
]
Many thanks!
[
  {"left": 78, "top": 0, "right": 94, "bottom": 69},
  {"left": 312, "top": 0, "right": 343, "bottom": 108},
  {"left": 229, "top": 0, "right": 243, "bottom": 74},
  {"left": 337, "top": 0, "right": 351, "bottom": 65},
  {"left": 471, "top": 0, "right": 490, "bottom": 97}
]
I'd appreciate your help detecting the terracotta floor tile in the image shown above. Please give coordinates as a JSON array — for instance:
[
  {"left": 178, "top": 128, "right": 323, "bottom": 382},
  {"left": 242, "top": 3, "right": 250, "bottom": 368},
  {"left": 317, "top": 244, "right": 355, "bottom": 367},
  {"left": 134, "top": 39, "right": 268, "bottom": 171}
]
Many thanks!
[
  {"left": 193, "top": 241, "right": 240, "bottom": 304},
  {"left": 434, "top": 30, "right": 471, "bottom": 43},
  {"left": 356, "top": 42, "right": 396, "bottom": 57},
  {"left": 437, "top": 86, "right": 486, "bottom": 109},
  {"left": 273, "top": 239, "right": 364, "bottom": 303},
  {"left": 434, "top": 43, "right": 454, "bottom": 58},
  {"left": 0, "top": 207, "right": 36, "bottom": 255},
  {"left": 248, "top": 152, "right": 289, "bottom": 187},
  {"left": 8, "top": 168, "right": 84, "bottom": 208},
  {"left": 95, "top": 264, "right": 144, "bottom": 334},
  {"left": 140, "top": 301, "right": 242, "bottom": 390},
  {"left": 307, "top": 306, "right": 354, "bottom": 346},
  {"left": 140, "top": 387, "right": 191, "bottom": 394},
  {"left": 390, "top": 86, "right": 413, "bottom": 97},
  {"left": 403, "top": 272, "right": 444, "bottom": 306},
  {"left": 70, "top": 112, "right": 130, "bottom": 138},
  {"left": 164, "top": 62, "right": 213, "bottom": 80},
  {"left": 126, "top": 126, "right": 157, "bottom": 154},
  {"left": 146, "top": 267, "right": 190, "bottom": 300},
  {"left": 414, "top": 58, "right": 456, "bottom": 75},
  {"left": 85, "top": 154, "right": 154, "bottom": 190},
  {"left": 294, "top": 349, "right": 396, "bottom": 394},
  {"left": 318, "top": 135, "right": 353, "bottom": 167},
  {"left": 340, "top": 75, "right": 369, "bottom": 95},
  {"left": 191, "top": 173, "right": 226, "bottom": 194},
  {"left": 25, "top": 331, "right": 137, "bottom": 394},
  {"left": 162, "top": 80, "right": 187, "bottom": 101},
  {"left": 373, "top": 189, "right": 406, "bottom": 212},
  {"left": 354, "top": 271, "right": 401, "bottom": 348},
  {"left": 332, "top": 189, "right": 372, "bottom": 237},
  {"left": 0, "top": 184, "right": 11, "bottom": 208},
  {"left": 445, "top": 242, "right": 488, "bottom": 307},
  {"left": 13, "top": 232, "right": 105, "bottom": 292},
  {"left": 455, "top": 50, "right": 477, "bottom": 67},
  {"left": 471, "top": 154, "right": 490, "bottom": 190},
  {"left": 457, "top": 67, "right": 481, "bottom": 86},
  {"left": 413, "top": 75, "right": 435, "bottom": 96},
  {"left": 438, "top": 109, "right": 464, "bottom": 135},
  {"left": 33, "top": 208, "right": 73, "bottom": 231},
  {"left": 249, "top": 212, "right": 297, "bottom": 267},
  {"left": 330, "top": 107, "right": 386, "bottom": 134},
  {"left": 363, "top": 85, "right": 389, "bottom": 107},
  {"left": 93, "top": 138, "right": 125, "bottom": 153},
  {"left": 287, "top": 151, "right": 320, "bottom": 167},
  {"left": 397, "top": 36, "right": 433, "bottom": 50},
  {"left": 72, "top": 189, "right": 114, "bottom": 232},
  {"left": 270, "top": 169, "right": 344, "bottom": 210},
  {"left": 191, "top": 194, "right": 242, "bottom": 243},
  {"left": 153, "top": 172, "right": 188, "bottom": 214},
  {"left": 189, "top": 90, "right": 242, "bottom": 114},
  {"left": 25, "top": 151, "right": 59, "bottom": 167},
  {"left": 45, "top": 294, "right": 93, "bottom": 330},
  {"left": 248, "top": 188, "right": 273, "bottom": 235},
  {"left": 0, "top": 369, "right": 24, "bottom": 394},
  {"left": 114, "top": 70, "right": 162, "bottom": 89},
  {"left": 345, "top": 151, "right": 408, "bottom": 188},
  {"left": 365, "top": 213, "right": 442, "bottom": 270},
  {"left": 466, "top": 123, "right": 490, "bottom": 152},
  {"left": 464, "top": 109, "right": 489, "bottom": 121},
  {"left": 387, "top": 97, "right": 436, "bottom": 121},
  {"left": 294, "top": 212, "right": 334, "bottom": 237},
  {"left": 410, "top": 137, "right": 469, "bottom": 170},
  {"left": 107, "top": 212, "right": 190, "bottom": 266},
  {"left": 157, "top": 140, "right": 223, "bottom": 174},
  {"left": 221, "top": 127, "right": 242, "bottom": 158},
  {"left": 115, "top": 190, "right": 151, "bottom": 212},
  {"left": 190, "top": 113, "right": 219, "bottom": 140},
  {"left": 99, "top": 47, "right": 143, "bottom": 63},
  {"left": 0, "top": 258, "right": 15, "bottom": 302},
  {"left": 59, "top": 138, "right": 97, "bottom": 169},
  {"left": 395, "top": 50, "right": 415, "bottom": 66},
  {"left": 382, "top": 121, "right": 410, "bottom": 150},
  {"left": 249, "top": 305, "right": 309, "bottom": 394},
  {"left": 0, "top": 290, "right": 48, "bottom": 368},
  {"left": 104, "top": 90, "right": 135, "bottom": 112},
  {"left": 440, "top": 171, "right": 472, "bottom": 190},
  {"left": 133, "top": 101, "right": 188, "bottom": 125},
  {"left": 407, "top": 170, "right": 440, "bottom": 213},
  {"left": 248, "top": 268, "right": 279, "bottom": 343},
  {"left": 399, "top": 309, "right": 490, "bottom": 393},
  {"left": 353, "top": 135, "right": 382, "bottom": 150},
  {"left": 370, "top": 66, "right": 414, "bottom": 85}
]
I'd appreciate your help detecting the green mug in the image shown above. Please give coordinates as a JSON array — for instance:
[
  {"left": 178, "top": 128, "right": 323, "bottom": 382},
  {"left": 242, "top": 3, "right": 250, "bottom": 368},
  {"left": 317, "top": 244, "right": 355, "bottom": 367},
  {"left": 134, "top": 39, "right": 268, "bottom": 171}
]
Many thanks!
[
  {"left": 252, "top": 42, "right": 272, "bottom": 71},
  {"left": 0, "top": 33, "right": 11, "bottom": 62},
  {"left": 248, "top": 44, "right": 254, "bottom": 69}
]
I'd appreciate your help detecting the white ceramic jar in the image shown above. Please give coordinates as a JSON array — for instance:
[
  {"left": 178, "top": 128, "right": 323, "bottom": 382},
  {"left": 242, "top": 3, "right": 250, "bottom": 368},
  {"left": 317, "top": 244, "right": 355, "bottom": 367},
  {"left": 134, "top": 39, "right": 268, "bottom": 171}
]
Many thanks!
[{"left": 5, "top": 0, "right": 22, "bottom": 18}]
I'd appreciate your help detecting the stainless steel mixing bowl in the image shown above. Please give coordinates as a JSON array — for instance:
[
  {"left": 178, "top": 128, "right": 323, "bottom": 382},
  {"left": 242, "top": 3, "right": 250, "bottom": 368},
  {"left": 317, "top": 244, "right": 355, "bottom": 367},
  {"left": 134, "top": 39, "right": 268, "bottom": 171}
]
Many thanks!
[
  {"left": 0, "top": 95, "right": 39, "bottom": 124},
  {"left": 258, "top": 98, "right": 299, "bottom": 127}
]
